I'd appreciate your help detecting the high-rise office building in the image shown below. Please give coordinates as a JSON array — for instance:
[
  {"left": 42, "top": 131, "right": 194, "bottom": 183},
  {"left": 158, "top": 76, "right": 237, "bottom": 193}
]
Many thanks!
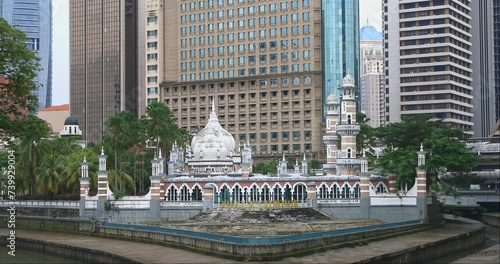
[
  {"left": 0, "top": 0, "right": 52, "bottom": 110},
  {"left": 471, "top": 0, "right": 495, "bottom": 137},
  {"left": 383, "top": 0, "right": 473, "bottom": 132},
  {"left": 145, "top": 0, "right": 165, "bottom": 106},
  {"left": 158, "top": 0, "right": 326, "bottom": 157},
  {"left": 322, "top": 0, "right": 359, "bottom": 114},
  {"left": 360, "top": 23, "right": 384, "bottom": 128},
  {"left": 494, "top": 0, "right": 500, "bottom": 125},
  {"left": 70, "top": 0, "right": 145, "bottom": 143}
]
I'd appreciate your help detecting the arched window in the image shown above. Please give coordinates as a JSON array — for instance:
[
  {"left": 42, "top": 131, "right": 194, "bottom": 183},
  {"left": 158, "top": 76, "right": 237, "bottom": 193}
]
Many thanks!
[
  {"left": 319, "top": 184, "right": 329, "bottom": 199},
  {"left": 376, "top": 183, "right": 388, "bottom": 194},
  {"left": 273, "top": 185, "right": 282, "bottom": 201},
  {"left": 332, "top": 184, "right": 340, "bottom": 198},
  {"left": 180, "top": 186, "right": 190, "bottom": 201},
  {"left": 167, "top": 186, "right": 178, "bottom": 201},
  {"left": 192, "top": 186, "right": 202, "bottom": 201},
  {"left": 347, "top": 115, "right": 352, "bottom": 124},
  {"left": 293, "top": 184, "right": 307, "bottom": 201},
  {"left": 347, "top": 148, "right": 352, "bottom": 158}
]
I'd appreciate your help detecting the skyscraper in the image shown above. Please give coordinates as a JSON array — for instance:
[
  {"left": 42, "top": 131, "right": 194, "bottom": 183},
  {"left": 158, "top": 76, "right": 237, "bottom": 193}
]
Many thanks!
[
  {"left": 70, "top": 0, "right": 145, "bottom": 143},
  {"left": 471, "top": 0, "right": 495, "bottom": 137},
  {"left": 494, "top": 0, "right": 500, "bottom": 125},
  {"left": 322, "top": 0, "right": 360, "bottom": 116},
  {"left": 157, "top": 0, "right": 325, "bottom": 157},
  {"left": 383, "top": 0, "right": 473, "bottom": 132},
  {"left": 0, "top": 0, "right": 52, "bottom": 110},
  {"left": 360, "top": 23, "right": 384, "bottom": 128}
]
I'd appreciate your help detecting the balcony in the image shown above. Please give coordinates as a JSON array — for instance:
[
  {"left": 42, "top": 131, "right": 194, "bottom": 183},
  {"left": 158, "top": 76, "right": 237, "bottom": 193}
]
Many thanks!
[
  {"left": 336, "top": 124, "right": 361, "bottom": 133},
  {"left": 336, "top": 158, "right": 361, "bottom": 166}
]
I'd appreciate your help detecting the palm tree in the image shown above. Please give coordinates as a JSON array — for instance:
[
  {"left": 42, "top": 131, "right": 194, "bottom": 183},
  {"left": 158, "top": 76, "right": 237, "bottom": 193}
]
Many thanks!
[
  {"left": 103, "top": 111, "right": 141, "bottom": 192},
  {"left": 14, "top": 116, "right": 49, "bottom": 195},
  {"left": 59, "top": 148, "right": 98, "bottom": 195},
  {"left": 35, "top": 153, "right": 64, "bottom": 195},
  {"left": 143, "top": 102, "right": 181, "bottom": 157}
]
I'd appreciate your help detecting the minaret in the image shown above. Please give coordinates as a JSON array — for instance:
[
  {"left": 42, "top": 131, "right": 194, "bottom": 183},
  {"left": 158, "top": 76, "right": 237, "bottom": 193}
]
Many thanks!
[
  {"left": 336, "top": 75, "right": 361, "bottom": 176},
  {"left": 97, "top": 147, "right": 109, "bottom": 200},
  {"left": 323, "top": 92, "right": 340, "bottom": 174},
  {"left": 79, "top": 156, "right": 90, "bottom": 201}
]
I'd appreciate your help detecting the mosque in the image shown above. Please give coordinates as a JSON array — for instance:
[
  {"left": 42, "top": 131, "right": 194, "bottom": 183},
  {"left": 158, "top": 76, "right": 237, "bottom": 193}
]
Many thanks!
[{"left": 79, "top": 75, "right": 428, "bottom": 222}]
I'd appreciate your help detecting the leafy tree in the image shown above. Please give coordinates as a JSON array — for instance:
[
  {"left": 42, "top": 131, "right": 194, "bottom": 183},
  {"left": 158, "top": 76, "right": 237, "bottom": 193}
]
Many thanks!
[
  {"left": 103, "top": 110, "right": 141, "bottom": 191},
  {"left": 0, "top": 18, "right": 41, "bottom": 139},
  {"left": 14, "top": 116, "right": 49, "bottom": 195},
  {"left": 143, "top": 102, "right": 186, "bottom": 157},
  {"left": 373, "top": 116, "right": 478, "bottom": 190},
  {"left": 356, "top": 112, "right": 375, "bottom": 154}
]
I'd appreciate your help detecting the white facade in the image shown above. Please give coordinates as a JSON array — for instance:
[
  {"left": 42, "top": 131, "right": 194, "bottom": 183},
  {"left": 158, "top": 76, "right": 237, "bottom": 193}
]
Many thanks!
[
  {"left": 383, "top": 0, "right": 473, "bottom": 131},
  {"left": 360, "top": 40, "right": 384, "bottom": 128},
  {"left": 145, "top": 0, "right": 165, "bottom": 106}
]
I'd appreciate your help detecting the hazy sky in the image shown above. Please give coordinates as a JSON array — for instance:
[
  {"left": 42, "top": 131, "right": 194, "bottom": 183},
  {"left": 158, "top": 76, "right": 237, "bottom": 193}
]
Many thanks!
[{"left": 51, "top": 0, "right": 382, "bottom": 106}]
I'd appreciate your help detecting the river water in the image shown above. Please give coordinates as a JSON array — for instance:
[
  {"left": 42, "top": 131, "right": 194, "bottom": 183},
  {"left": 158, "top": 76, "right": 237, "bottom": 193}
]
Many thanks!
[{"left": 0, "top": 247, "right": 81, "bottom": 263}]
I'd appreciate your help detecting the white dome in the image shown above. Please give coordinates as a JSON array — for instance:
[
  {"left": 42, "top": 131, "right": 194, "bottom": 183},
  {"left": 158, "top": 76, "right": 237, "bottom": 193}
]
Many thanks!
[
  {"left": 342, "top": 74, "right": 356, "bottom": 87},
  {"left": 327, "top": 93, "right": 338, "bottom": 104},
  {"left": 191, "top": 105, "right": 235, "bottom": 159}
]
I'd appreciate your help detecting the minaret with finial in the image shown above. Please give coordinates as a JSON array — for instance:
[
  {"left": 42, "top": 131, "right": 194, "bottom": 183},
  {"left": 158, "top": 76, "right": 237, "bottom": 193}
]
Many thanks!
[{"left": 336, "top": 74, "right": 361, "bottom": 176}]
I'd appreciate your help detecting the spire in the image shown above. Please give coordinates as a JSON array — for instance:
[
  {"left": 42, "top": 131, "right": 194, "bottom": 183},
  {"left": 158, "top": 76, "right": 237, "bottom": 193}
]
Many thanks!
[
  {"left": 303, "top": 153, "right": 306, "bottom": 161},
  {"left": 101, "top": 146, "right": 104, "bottom": 155},
  {"left": 159, "top": 148, "right": 163, "bottom": 159},
  {"left": 366, "top": 17, "right": 369, "bottom": 27},
  {"left": 282, "top": 154, "right": 285, "bottom": 161},
  {"left": 211, "top": 95, "right": 215, "bottom": 113},
  {"left": 83, "top": 155, "right": 87, "bottom": 163},
  {"left": 420, "top": 143, "right": 423, "bottom": 152}
]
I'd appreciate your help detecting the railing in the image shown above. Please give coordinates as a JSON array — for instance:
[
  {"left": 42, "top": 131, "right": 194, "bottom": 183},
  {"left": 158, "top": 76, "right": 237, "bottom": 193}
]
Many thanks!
[
  {"left": 0, "top": 200, "right": 79, "bottom": 208},
  {"left": 101, "top": 219, "right": 422, "bottom": 245},
  {"left": 161, "top": 201, "right": 203, "bottom": 207},
  {"left": 317, "top": 199, "right": 360, "bottom": 204},
  {"left": 336, "top": 124, "right": 361, "bottom": 132},
  {"left": 336, "top": 158, "right": 361, "bottom": 165}
]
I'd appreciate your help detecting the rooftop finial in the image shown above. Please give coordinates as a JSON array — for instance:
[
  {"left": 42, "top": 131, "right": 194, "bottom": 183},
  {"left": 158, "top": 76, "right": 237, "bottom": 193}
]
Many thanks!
[
  {"left": 159, "top": 148, "right": 162, "bottom": 159},
  {"left": 303, "top": 153, "right": 306, "bottom": 161},
  {"left": 366, "top": 17, "right": 369, "bottom": 27},
  {"left": 101, "top": 146, "right": 104, "bottom": 155},
  {"left": 83, "top": 155, "right": 87, "bottom": 163},
  {"left": 212, "top": 95, "right": 215, "bottom": 113},
  {"left": 420, "top": 143, "right": 423, "bottom": 152},
  {"left": 282, "top": 154, "right": 285, "bottom": 161}
]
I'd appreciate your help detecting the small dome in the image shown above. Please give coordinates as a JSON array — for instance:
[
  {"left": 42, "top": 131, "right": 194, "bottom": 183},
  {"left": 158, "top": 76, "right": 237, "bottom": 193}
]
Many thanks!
[
  {"left": 327, "top": 93, "right": 338, "bottom": 104},
  {"left": 342, "top": 74, "right": 356, "bottom": 87},
  {"left": 64, "top": 116, "right": 79, "bottom": 126}
]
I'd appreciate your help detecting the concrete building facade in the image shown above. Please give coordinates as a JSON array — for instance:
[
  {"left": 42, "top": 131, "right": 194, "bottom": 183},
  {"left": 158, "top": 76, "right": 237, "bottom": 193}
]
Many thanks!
[
  {"left": 0, "top": 0, "right": 52, "bottom": 109},
  {"left": 158, "top": 0, "right": 324, "bottom": 157},
  {"left": 69, "top": 0, "right": 145, "bottom": 144},
  {"left": 360, "top": 28, "right": 384, "bottom": 128},
  {"left": 383, "top": 0, "right": 473, "bottom": 132},
  {"left": 471, "top": 0, "right": 496, "bottom": 137}
]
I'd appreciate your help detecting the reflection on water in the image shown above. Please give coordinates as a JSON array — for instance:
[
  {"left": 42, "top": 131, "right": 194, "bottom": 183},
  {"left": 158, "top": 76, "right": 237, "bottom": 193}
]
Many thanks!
[{"left": 0, "top": 247, "right": 82, "bottom": 263}]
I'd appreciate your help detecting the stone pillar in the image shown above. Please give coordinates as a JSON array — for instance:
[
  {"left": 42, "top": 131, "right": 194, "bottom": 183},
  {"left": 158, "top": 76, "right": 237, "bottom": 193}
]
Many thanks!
[
  {"left": 202, "top": 184, "right": 214, "bottom": 212},
  {"left": 150, "top": 176, "right": 161, "bottom": 200},
  {"left": 360, "top": 174, "right": 371, "bottom": 219},
  {"left": 306, "top": 182, "right": 317, "bottom": 208},
  {"left": 79, "top": 158, "right": 90, "bottom": 218},
  {"left": 388, "top": 172, "right": 397, "bottom": 193},
  {"left": 416, "top": 168, "right": 427, "bottom": 221}
]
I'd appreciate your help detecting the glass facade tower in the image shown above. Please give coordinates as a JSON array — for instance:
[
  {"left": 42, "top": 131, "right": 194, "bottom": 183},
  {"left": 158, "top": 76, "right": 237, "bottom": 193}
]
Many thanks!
[
  {"left": 322, "top": 0, "right": 359, "bottom": 117},
  {"left": 0, "top": 0, "right": 53, "bottom": 109}
]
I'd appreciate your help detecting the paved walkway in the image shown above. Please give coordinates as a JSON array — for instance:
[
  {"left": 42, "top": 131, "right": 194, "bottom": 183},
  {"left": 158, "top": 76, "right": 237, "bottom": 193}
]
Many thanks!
[
  {"left": 0, "top": 217, "right": 494, "bottom": 264},
  {"left": 0, "top": 229, "right": 232, "bottom": 264},
  {"left": 279, "top": 219, "right": 485, "bottom": 263}
]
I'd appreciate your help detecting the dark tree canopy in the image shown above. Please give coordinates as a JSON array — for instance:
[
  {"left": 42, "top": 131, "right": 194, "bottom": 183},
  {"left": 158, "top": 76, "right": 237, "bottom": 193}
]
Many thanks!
[
  {"left": 0, "top": 18, "right": 41, "bottom": 138},
  {"left": 370, "top": 115, "right": 477, "bottom": 189}
]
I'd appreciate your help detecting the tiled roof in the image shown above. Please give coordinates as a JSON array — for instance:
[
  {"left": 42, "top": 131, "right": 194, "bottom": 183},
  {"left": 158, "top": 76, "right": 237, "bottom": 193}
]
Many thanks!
[{"left": 40, "top": 104, "right": 70, "bottom": 111}]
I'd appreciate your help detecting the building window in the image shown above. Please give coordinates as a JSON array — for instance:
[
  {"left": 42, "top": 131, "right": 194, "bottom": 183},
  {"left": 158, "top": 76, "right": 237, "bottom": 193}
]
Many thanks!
[{"left": 147, "top": 16, "right": 158, "bottom": 24}]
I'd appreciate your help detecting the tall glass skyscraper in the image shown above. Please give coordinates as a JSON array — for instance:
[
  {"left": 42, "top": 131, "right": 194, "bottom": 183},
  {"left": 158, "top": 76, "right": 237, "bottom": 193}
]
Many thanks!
[
  {"left": 0, "top": 0, "right": 52, "bottom": 109},
  {"left": 322, "top": 0, "right": 359, "bottom": 116}
]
